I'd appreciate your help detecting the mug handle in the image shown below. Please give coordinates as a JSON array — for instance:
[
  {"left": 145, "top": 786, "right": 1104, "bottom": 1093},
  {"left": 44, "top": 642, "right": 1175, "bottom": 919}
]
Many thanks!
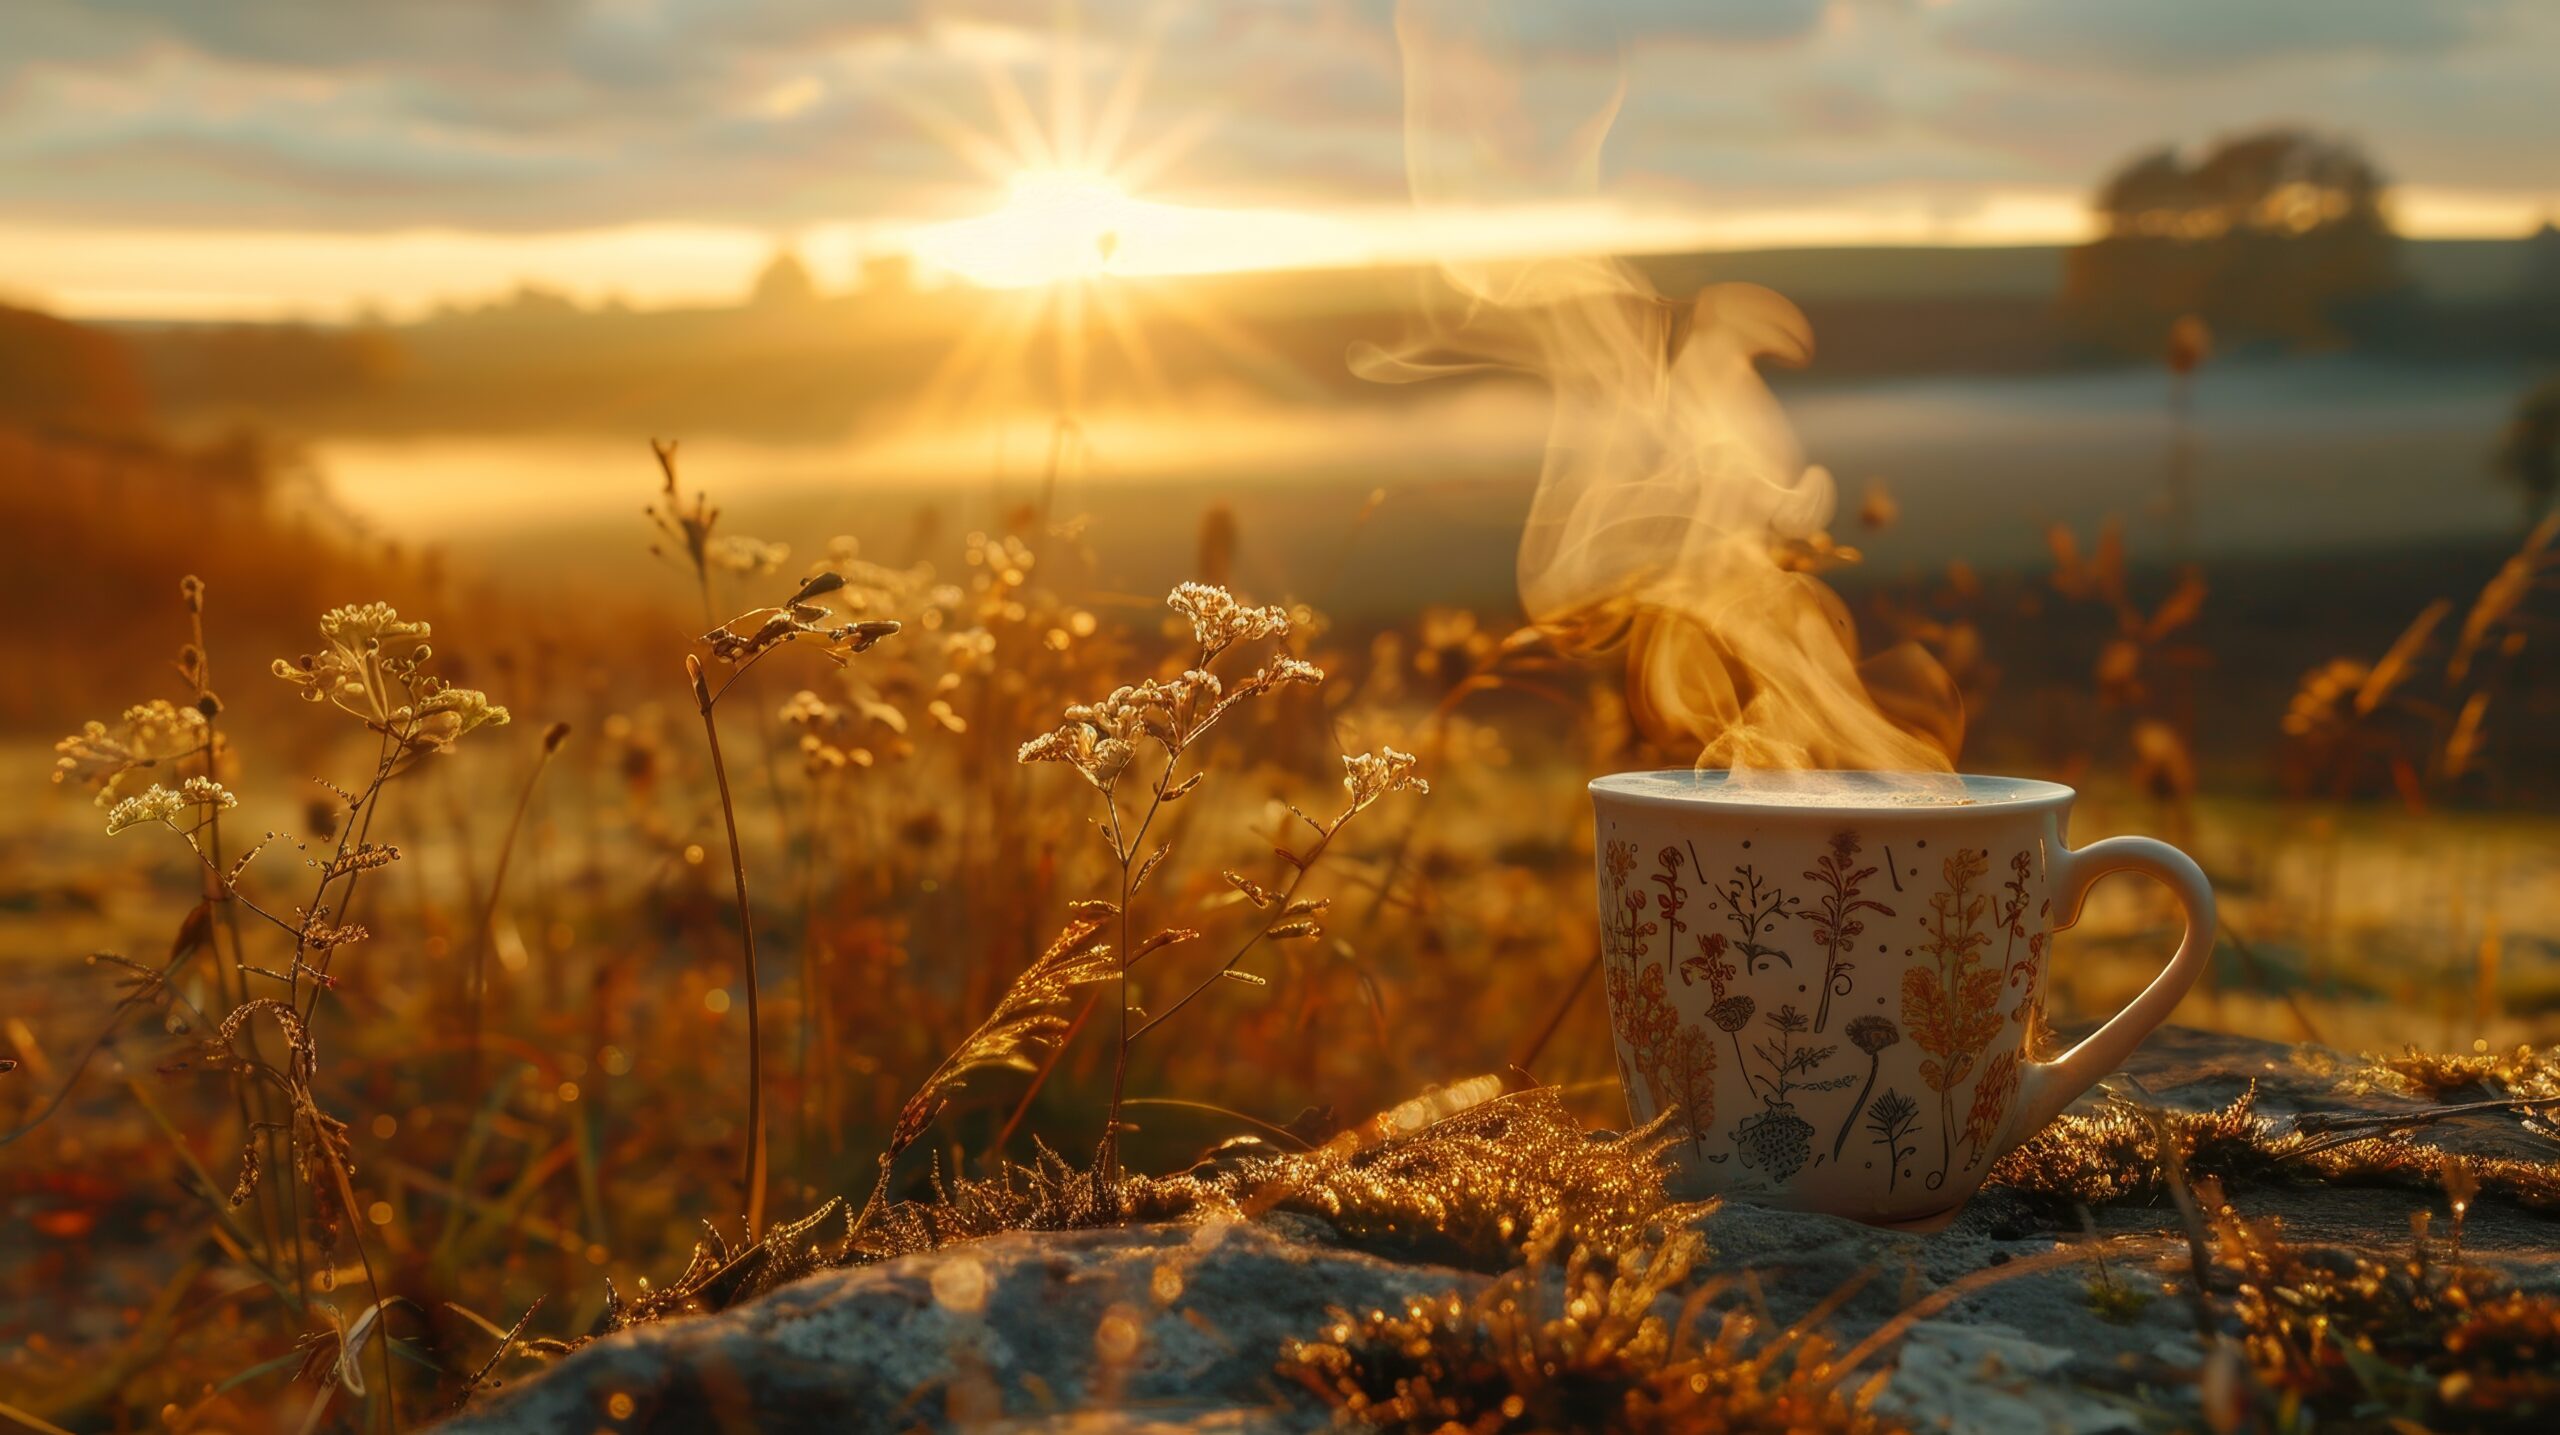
[{"left": 2011, "top": 835, "right": 2217, "bottom": 1136}]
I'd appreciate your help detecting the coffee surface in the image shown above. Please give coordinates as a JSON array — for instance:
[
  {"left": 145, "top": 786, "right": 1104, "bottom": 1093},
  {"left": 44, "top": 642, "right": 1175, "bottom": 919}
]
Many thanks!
[{"left": 1590, "top": 770, "right": 2067, "bottom": 808}]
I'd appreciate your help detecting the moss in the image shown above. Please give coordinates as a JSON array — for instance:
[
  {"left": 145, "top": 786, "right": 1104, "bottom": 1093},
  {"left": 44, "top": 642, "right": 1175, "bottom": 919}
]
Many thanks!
[
  {"left": 1988, "top": 1086, "right": 2560, "bottom": 1214},
  {"left": 2202, "top": 1194, "right": 2560, "bottom": 1429},
  {"left": 1278, "top": 1224, "right": 1902, "bottom": 1434}
]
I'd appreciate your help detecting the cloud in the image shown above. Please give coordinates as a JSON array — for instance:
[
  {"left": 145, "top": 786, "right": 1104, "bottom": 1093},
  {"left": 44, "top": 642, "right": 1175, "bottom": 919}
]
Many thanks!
[
  {"left": 0, "top": 0, "right": 2551, "bottom": 243},
  {"left": 1939, "top": 0, "right": 2516, "bottom": 75}
]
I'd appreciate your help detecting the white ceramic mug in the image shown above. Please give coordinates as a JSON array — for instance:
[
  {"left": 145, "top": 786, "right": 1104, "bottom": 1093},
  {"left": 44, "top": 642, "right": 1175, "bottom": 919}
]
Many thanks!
[{"left": 1590, "top": 770, "right": 2214, "bottom": 1227}]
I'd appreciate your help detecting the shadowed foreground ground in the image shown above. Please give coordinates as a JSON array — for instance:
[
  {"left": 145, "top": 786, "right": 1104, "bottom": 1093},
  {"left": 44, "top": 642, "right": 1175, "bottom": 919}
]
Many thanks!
[{"left": 445, "top": 1028, "right": 2560, "bottom": 1433}]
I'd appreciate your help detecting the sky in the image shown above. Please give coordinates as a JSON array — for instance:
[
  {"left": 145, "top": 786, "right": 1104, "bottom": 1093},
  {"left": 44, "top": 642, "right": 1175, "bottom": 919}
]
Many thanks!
[{"left": 2, "top": 0, "right": 2555, "bottom": 319}]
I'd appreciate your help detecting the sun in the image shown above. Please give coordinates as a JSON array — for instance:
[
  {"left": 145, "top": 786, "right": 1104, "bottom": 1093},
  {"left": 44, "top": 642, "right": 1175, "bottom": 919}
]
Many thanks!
[
  {"left": 915, "top": 169, "right": 1138, "bottom": 289},
  {"left": 881, "top": 9, "right": 1312, "bottom": 432}
]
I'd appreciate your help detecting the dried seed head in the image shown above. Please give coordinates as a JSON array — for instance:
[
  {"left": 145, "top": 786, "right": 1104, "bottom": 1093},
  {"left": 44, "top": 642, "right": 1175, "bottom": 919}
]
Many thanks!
[
  {"left": 1342, "top": 747, "right": 1429, "bottom": 808},
  {"left": 1167, "top": 582, "right": 1290, "bottom": 654}
]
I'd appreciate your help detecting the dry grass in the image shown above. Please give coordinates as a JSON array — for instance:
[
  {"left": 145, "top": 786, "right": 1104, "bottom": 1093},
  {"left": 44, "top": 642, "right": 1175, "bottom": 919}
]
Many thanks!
[
  {"left": 2191, "top": 1179, "right": 2560, "bottom": 1430},
  {"left": 583, "top": 1084, "right": 1691, "bottom": 1337},
  {"left": 1278, "top": 1221, "right": 1902, "bottom": 1434},
  {"left": 1991, "top": 1085, "right": 2560, "bottom": 1215}
]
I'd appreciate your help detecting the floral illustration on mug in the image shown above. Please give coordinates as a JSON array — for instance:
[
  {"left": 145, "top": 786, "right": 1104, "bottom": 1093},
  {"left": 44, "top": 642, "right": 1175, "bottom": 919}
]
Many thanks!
[
  {"left": 2000, "top": 853, "right": 2048, "bottom": 1031},
  {"left": 1665, "top": 1024, "right": 1716, "bottom": 1150},
  {"left": 1732, "top": 1003, "right": 1854, "bottom": 1182},
  {"left": 1713, "top": 863, "right": 1794, "bottom": 974},
  {"left": 1682, "top": 931, "right": 1736, "bottom": 998},
  {"left": 1650, "top": 845, "right": 1690, "bottom": 949},
  {"left": 2014, "top": 917, "right": 2049, "bottom": 1035},
  {"left": 1864, "top": 1087, "right": 1922, "bottom": 1192},
  {"left": 1707, "top": 993, "right": 1756, "bottom": 1079},
  {"left": 1831, "top": 1014, "right": 1901, "bottom": 1161},
  {"left": 1601, "top": 838, "right": 1653, "bottom": 969},
  {"left": 1608, "top": 963, "right": 1678, "bottom": 1118},
  {"left": 1599, "top": 836, "right": 1670, "bottom": 1108},
  {"left": 1639, "top": 844, "right": 1718, "bottom": 1147},
  {"left": 1962, "top": 1048, "right": 2019, "bottom": 1168},
  {"left": 1797, "top": 830, "right": 1894, "bottom": 1032},
  {"left": 1902, "top": 848, "right": 2003, "bottom": 1191}
]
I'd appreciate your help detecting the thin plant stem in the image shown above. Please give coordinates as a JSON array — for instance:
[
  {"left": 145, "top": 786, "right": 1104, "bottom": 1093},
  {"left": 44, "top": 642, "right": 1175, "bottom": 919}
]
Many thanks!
[
  {"left": 1131, "top": 812, "right": 1342, "bottom": 1044},
  {"left": 688, "top": 654, "right": 767, "bottom": 1237},
  {"left": 1098, "top": 747, "right": 1183, "bottom": 1182},
  {"left": 1512, "top": 948, "right": 1600, "bottom": 1076},
  {"left": 1104, "top": 790, "right": 1131, "bottom": 1182},
  {"left": 466, "top": 726, "right": 569, "bottom": 1097},
  {"left": 1119, "top": 1097, "right": 1313, "bottom": 1150},
  {"left": 296, "top": 725, "right": 405, "bottom": 1026},
  {"left": 180, "top": 582, "right": 299, "bottom": 1288},
  {"left": 313, "top": 1136, "right": 400, "bottom": 1432}
]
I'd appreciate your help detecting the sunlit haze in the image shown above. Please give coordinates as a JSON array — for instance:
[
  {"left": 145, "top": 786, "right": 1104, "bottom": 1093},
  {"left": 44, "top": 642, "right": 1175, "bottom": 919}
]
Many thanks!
[{"left": 4, "top": 185, "right": 2552, "bottom": 322}]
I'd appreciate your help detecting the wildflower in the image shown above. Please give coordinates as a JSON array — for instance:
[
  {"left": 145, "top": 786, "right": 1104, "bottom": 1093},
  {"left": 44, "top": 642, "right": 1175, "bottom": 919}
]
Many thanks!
[
  {"left": 105, "top": 786, "right": 187, "bottom": 836},
  {"left": 1019, "top": 637, "right": 1321, "bottom": 796},
  {"left": 416, "top": 684, "right": 510, "bottom": 749},
  {"left": 53, "top": 700, "right": 209, "bottom": 803},
  {"left": 1342, "top": 746, "right": 1429, "bottom": 808},
  {"left": 326, "top": 600, "right": 427, "bottom": 646},
  {"left": 103, "top": 777, "right": 233, "bottom": 836},
  {"left": 1167, "top": 582, "right": 1290, "bottom": 655},
  {"left": 179, "top": 776, "right": 234, "bottom": 806},
  {"left": 272, "top": 602, "right": 513, "bottom": 752},
  {"left": 1018, "top": 724, "right": 1136, "bottom": 792},
  {"left": 1257, "top": 655, "right": 1326, "bottom": 689},
  {"left": 709, "top": 535, "right": 790, "bottom": 576}
]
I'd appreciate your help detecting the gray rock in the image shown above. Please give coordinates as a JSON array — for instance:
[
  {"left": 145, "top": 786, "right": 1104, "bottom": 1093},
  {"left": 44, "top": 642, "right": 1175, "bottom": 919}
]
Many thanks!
[
  {"left": 448, "top": 1029, "right": 2560, "bottom": 1433},
  {"left": 446, "top": 1219, "right": 1462, "bottom": 1433},
  {"left": 1879, "top": 1322, "right": 2145, "bottom": 1435}
]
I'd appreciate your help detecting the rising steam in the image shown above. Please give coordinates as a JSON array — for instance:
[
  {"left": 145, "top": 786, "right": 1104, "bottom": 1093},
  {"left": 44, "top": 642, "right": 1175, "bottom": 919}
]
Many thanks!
[{"left": 1361, "top": 1, "right": 1962, "bottom": 774}]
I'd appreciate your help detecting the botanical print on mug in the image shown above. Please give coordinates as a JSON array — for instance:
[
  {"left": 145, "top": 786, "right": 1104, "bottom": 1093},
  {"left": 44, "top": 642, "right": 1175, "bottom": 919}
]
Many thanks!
[
  {"left": 1796, "top": 831, "right": 1894, "bottom": 1033},
  {"left": 1600, "top": 821, "right": 2053, "bottom": 1204}
]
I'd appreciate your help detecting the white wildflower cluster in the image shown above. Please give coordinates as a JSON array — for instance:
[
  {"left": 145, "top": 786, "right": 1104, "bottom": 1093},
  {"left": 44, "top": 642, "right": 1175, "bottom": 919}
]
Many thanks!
[
  {"left": 1167, "top": 582, "right": 1290, "bottom": 656},
  {"left": 271, "top": 603, "right": 512, "bottom": 753},
  {"left": 1018, "top": 585, "right": 1322, "bottom": 793},
  {"left": 104, "top": 776, "right": 237, "bottom": 837}
]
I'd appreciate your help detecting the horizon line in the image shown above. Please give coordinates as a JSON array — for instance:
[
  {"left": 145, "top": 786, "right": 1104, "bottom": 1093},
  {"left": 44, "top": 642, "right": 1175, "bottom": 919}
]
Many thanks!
[{"left": 5, "top": 183, "right": 2551, "bottom": 325}]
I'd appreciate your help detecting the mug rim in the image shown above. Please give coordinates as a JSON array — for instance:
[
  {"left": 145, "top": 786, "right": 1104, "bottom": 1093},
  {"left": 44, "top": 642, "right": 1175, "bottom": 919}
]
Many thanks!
[{"left": 1590, "top": 768, "right": 2075, "bottom": 816}]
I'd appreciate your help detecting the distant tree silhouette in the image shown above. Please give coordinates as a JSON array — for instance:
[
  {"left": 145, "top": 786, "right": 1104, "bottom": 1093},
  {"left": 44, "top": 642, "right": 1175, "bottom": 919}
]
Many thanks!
[
  {"left": 2521, "top": 221, "right": 2560, "bottom": 301},
  {"left": 749, "top": 249, "right": 819, "bottom": 308},
  {"left": 2500, "top": 378, "right": 2560, "bottom": 521},
  {"left": 2062, "top": 129, "right": 2406, "bottom": 353}
]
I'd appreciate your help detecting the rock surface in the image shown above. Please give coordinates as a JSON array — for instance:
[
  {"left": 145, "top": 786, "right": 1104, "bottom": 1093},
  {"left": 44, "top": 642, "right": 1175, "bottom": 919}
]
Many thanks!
[{"left": 446, "top": 1029, "right": 2560, "bottom": 1433}]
